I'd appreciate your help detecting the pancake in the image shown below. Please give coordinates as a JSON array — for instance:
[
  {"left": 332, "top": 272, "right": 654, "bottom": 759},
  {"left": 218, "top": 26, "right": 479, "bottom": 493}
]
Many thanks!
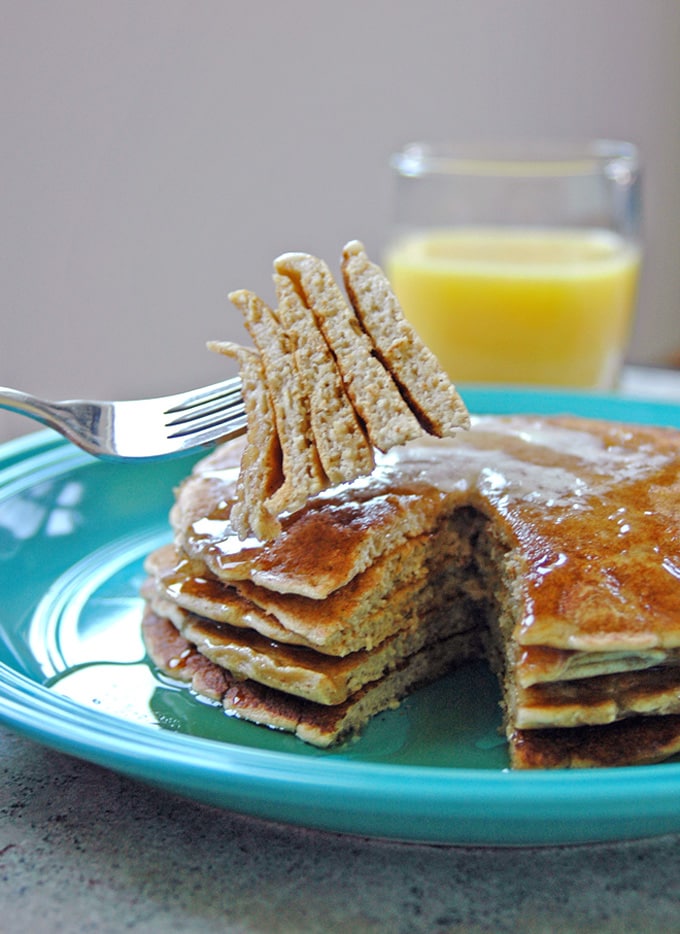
[
  {"left": 169, "top": 450, "right": 458, "bottom": 599},
  {"left": 207, "top": 341, "right": 283, "bottom": 541},
  {"left": 213, "top": 243, "right": 468, "bottom": 541},
  {"left": 340, "top": 240, "right": 469, "bottom": 436},
  {"left": 143, "top": 413, "right": 680, "bottom": 768},
  {"left": 227, "top": 288, "right": 326, "bottom": 519},
  {"left": 273, "top": 270, "right": 375, "bottom": 485},
  {"left": 510, "top": 717, "right": 680, "bottom": 769},
  {"left": 273, "top": 250, "right": 426, "bottom": 452}
]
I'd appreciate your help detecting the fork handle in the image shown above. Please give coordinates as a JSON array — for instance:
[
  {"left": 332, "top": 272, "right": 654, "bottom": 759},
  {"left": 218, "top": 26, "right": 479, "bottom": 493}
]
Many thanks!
[{"left": 0, "top": 387, "right": 71, "bottom": 433}]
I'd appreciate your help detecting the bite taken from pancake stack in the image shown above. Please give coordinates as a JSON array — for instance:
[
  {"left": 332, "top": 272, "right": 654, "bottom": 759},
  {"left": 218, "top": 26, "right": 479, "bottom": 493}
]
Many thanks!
[{"left": 141, "top": 241, "right": 680, "bottom": 769}]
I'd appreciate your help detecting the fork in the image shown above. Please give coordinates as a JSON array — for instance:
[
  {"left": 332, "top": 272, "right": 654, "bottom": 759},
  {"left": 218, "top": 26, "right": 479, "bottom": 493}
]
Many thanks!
[{"left": 0, "top": 379, "right": 247, "bottom": 460}]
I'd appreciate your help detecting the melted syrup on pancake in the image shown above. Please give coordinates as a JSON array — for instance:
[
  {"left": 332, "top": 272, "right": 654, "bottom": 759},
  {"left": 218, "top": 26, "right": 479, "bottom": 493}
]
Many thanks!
[{"left": 177, "top": 416, "right": 680, "bottom": 649}]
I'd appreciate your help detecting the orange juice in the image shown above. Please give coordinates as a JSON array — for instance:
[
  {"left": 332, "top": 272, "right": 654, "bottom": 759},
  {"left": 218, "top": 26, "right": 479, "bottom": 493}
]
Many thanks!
[{"left": 385, "top": 228, "right": 640, "bottom": 388}]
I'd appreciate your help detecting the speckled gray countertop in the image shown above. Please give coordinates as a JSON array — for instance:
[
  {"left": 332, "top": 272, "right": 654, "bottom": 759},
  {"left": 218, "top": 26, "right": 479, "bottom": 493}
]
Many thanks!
[
  {"left": 3, "top": 368, "right": 680, "bottom": 933},
  {"left": 4, "top": 727, "right": 680, "bottom": 933}
]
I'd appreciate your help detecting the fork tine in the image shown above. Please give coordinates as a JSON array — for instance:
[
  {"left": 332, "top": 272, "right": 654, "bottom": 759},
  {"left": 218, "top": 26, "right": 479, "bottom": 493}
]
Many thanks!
[
  {"left": 165, "top": 393, "right": 244, "bottom": 428},
  {"left": 167, "top": 409, "right": 248, "bottom": 442},
  {"left": 164, "top": 378, "right": 242, "bottom": 415},
  {"left": 163, "top": 376, "right": 247, "bottom": 446}
]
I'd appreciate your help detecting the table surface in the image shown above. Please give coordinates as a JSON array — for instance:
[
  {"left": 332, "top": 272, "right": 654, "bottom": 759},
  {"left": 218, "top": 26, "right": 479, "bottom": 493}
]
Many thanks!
[{"left": 3, "top": 366, "right": 680, "bottom": 934}]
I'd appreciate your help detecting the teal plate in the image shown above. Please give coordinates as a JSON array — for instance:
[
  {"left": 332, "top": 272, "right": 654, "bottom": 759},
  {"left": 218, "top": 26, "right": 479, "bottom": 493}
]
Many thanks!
[{"left": 2, "top": 387, "right": 680, "bottom": 847}]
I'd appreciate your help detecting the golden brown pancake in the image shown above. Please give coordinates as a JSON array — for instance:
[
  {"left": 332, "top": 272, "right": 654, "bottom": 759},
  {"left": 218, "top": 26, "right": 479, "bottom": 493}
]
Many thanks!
[
  {"left": 142, "top": 413, "right": 680, "bottom": 767},
  {"left": 340, "top": 240, "right": 469, "bottom": 436},
  {"left": 510, "top": 717, "right": 680, "bottom": 769},
  {"left": 273, "top": 270, "right": 375, "bottom": 485},
  {"left": 227, "top": 288, "right": 326, "bottom": 518},
  {"left": 273, "top": 250, "right": 426, "bottom": 452},
  {"left": 207, "top": 341, "right": 283, "bottom": 541},
  {"left": 213, "top": 243, "right": 468, "bottom": 541}
]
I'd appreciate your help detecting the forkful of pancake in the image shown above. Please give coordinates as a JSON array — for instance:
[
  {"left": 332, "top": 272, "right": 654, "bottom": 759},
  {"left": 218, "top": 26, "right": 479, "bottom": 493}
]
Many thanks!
[{"left": 210, "top": 240, "right": 470, "bottom": 542}]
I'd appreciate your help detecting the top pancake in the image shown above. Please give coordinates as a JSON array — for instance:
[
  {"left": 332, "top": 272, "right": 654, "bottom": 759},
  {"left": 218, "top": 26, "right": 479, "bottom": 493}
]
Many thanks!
[{"left": 170, "top": 414, "right": 680, "bottom": 652}]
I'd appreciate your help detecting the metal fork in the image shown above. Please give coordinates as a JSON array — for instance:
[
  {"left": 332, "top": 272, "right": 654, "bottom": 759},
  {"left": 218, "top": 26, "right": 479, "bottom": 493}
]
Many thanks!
[{"left": 0, "top": 379, "right": 247, "bottom": 460}]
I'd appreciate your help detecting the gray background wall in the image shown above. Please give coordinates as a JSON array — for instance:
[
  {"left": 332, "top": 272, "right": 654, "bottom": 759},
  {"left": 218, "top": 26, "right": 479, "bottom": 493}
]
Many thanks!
[{"left": 2, "top": 0, "right": 679, "bottom": 444}]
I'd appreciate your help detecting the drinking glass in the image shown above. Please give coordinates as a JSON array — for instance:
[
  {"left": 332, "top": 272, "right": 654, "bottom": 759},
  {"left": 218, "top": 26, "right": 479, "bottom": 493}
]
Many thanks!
[{"left": 384, "top": 140, "right": 641, "bottom": 389}]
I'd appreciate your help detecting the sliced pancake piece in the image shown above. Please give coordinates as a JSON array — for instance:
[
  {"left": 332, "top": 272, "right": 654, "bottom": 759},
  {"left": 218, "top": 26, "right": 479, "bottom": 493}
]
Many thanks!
[
  {"left": 142, "top": 606, "right": 480, "bottom": 747},
  {"left": 229, "top": 288, "right": 326, "bottom": 517},
  {"left": 274, "top": 270, "right": 375, "bottom": 485},
  {"left": 341, "top": 239, "right": 469, "bottom": 436},
  {"left": 206, "top": 241, "right": 470, "bottom": 538},
  {"left": 207, "top": 341, "right": 283, "bottom": 541},
  {"left": 221, "top": 628, "right": 479, "bottom": 748},
  {"left": 273, "top": 251, "right": 424, "bottom": 452}
]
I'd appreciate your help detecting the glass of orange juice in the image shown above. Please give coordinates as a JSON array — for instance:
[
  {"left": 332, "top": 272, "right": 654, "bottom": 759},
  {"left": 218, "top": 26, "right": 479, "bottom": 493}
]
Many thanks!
[{"left": 384, "top": 140, "right": 642, "bottom": 389}]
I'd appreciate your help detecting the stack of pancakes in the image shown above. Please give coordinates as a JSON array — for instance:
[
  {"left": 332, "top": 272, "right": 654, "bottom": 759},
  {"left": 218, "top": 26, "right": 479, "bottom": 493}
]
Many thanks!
[{"left": 142, "top": 414, "right": 680, "bottom": 768}]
